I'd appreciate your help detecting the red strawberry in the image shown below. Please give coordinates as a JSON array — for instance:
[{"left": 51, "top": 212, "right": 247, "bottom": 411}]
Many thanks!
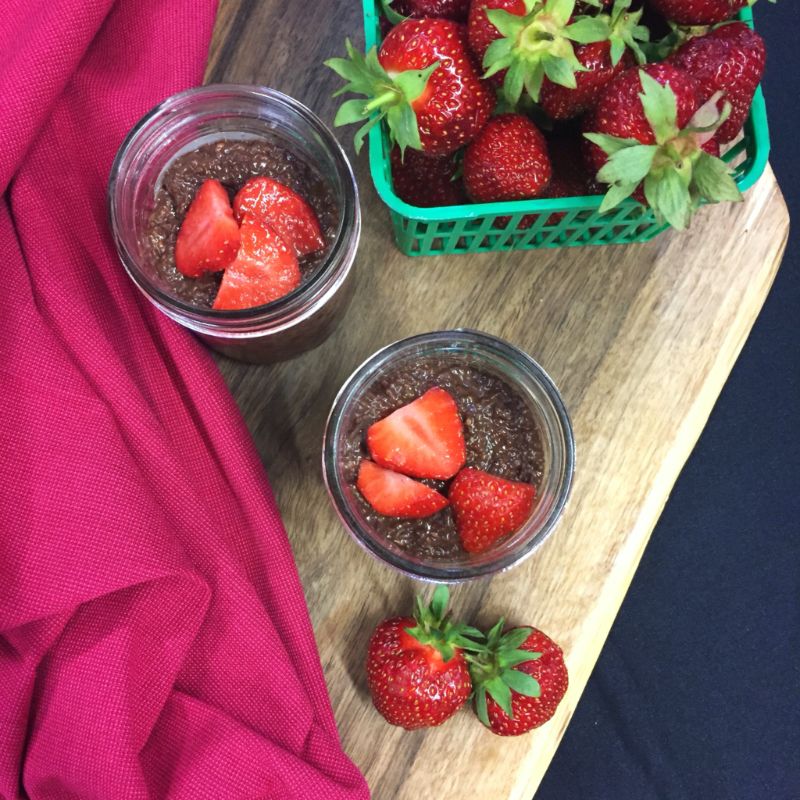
[
  {"left": 467, "top": 0, "right": 526, "bottom": 90},
  {"left": 367, "top": 387, "right": 466, "bottom": 479},
  {"left": 390, "top": 147, "right": 467, "bottom": 207},
  {"left": 448, "top": 467, "right": 535, "bottom": 553},
  {"left": 540, "top": 42, "right": 634, "bottom": 120},
  {"left": 327, "top": 20, "right": 494, "bottom": 156},
  {"left": 466, "top": 0, "right": 612, "bottom": 105},
  {"left": 583, "top": 63, "right": 742, "bottom": 229},
  {"left": 470, "top": 624, "right": 569, "bottom": 736},
  {"left": 366, "top": 586, "right": 474, "bottom": 729},
  {"left": 212, "top": 215, "right": 300, "bottom": 311},
  {"left": 356, "top": 460, "right": 449, "bottom": 517},
  {"left": 233, "top": 177, "right": 324, "bottom": 257},
  {"left": 540, "top": 136, "right": 602, "bottom": 224},
  {"left": 175, "top": 179, "right": 240, "bottom": 278},
  {"left": 544, "top": 136, "right": 602, "bottom": 199},
  {"left": 645, "top": 0, "right": 753, "bottom": 25},
  {"left": 463, "top": 114, "right": 551, "bottom": 203},
  {"left": 539, "top": 0, "right": 650, "bottom": 120},
  {"left": 390, "top": 0, "right": 471, "bottom": 21},
  {"left": 669, "top": 21, "right": 765, "bottom": 144}
]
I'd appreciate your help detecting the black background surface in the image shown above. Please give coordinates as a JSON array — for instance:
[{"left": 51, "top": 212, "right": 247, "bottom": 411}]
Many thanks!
[{"left": 536, "top": 4, "right": 799, "bottom": 798}]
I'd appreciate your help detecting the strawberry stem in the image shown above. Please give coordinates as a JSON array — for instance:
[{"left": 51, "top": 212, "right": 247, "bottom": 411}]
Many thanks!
[{"left": 364, "top": 90, "right": 398, "bottom": 112}]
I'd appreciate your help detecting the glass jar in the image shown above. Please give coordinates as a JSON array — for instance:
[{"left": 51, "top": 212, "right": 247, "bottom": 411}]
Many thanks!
[
  {"left": 108, "top": 85, "right": 360, "bottom": 363},
  {"left": 323, "top": 330, "right": 575, "bottom": 582}
]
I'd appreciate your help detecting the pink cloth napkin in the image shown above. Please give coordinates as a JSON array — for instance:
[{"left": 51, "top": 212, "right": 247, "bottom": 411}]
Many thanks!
[{"left": 0, "top": 1, "right": 369, "bottom": 798}]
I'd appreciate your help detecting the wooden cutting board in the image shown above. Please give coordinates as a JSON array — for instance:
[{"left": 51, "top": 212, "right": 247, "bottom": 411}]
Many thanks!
[{"left": 206, "top": 2, "right": 790, "bottom": 797}]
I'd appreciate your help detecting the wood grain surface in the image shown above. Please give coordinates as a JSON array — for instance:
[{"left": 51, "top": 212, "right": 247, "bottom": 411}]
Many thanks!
[{"left": 206, "top": 3, "right": 790, "bottom": 798}]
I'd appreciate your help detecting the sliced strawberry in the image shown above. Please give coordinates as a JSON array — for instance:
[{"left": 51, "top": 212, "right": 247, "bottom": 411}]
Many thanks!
[
  {"left": 448, "top": 468, "right": 536, "bottom": 554},
  {"left": 366, "top": 387, "right": 466, "bottom": 480},
  {"left": 212, "top": 215, "right": 300, "bottom": 311},
  {"left": 356, "top": 460, "right": 449, "bottom": 518},
  {"left": 233, "top": 177, "right": 324, "bottom": 257},
  {"left": 175, "top": 179, "right": 240, "bottom": 277}
]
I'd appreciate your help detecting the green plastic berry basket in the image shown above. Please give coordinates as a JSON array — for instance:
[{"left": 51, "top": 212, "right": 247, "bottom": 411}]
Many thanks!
[{"left": 362, "top": 2, "right": 770, "bottom": 256}]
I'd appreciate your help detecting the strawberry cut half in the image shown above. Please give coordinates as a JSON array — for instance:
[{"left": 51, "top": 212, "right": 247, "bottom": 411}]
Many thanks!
[
  {"left": 448, "top": 468, "right": 536, "bottom": 554},
  {"left": 175, "top": 179, "right": 241, "bottom": 278},
  {"left": 366, "top": 387, "right": 466, "bottom": 480},
  {"left": 356, "top": 460, "right": 449, "bottom": 518},
  {"left": 233, "top": 177, "right": 324, "bottom": 257},
  {"left": 212, "top": 215, "right": 300, "bottom": 311}
]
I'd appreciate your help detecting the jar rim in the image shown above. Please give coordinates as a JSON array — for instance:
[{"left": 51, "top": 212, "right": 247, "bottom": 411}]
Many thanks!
[
  {"left": 107, "top": 84, "right": 360, "bottom": 335},
  {"left": 322, "top": 329, "right": 576, "bottom": 582}
]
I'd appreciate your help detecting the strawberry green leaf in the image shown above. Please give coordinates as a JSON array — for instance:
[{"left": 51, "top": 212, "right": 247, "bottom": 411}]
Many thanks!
[
  {"left": 454, "top": 635, "right": 487, "bottom": 652},
  {"left": 597, "top": 143, "right": 658, "bottom": 184},
  {"left": 607, "top": 0, "right": 649, "bottom": 65},
  {"left": 564, "top": 17, "right": 610, "bottom": 44},
  {"left": 429, "top": 585, "right": 449, "bottom": 622},
  {"left": 499, "top": 627, "right": 533, "bottom": 651},
  {"left": 502, "top": 668, "right": 542, "bottom": 698},
  {"left": 609, "top": 37, "right": 625, "bottom": 66},
  {"left": 380, "top": 0, "right": 408, "bottom": 26},
  {"left": 353, "top": 115, "right": 381, "bottom": 154},
  {"left": 584, "top": 131, "right": 639, "bottom": 155},
  {"left": 501, "top": 649, "right": 543, "bottom": 668},
  {"left": 548, "top": 0, "right": 577, "bottom": 26},
  {"left": 638, "top": 70, "right": 679, "bottom": 144},
  {"left": 334, "top": 98, "right": 370, "bottom": 127},
  {"left": 644, "top": 168, "right": 691, "bottom": 230},
  {"left": 485, "top": 618, "right": 506, "bottom": 648},
  {"left": 475, "top": 687, "right": 490, "bottom": 727},
  {"left": 485, "top": 676, "right": 514, "bottom": 718},
  {"left": 523, "top": 64, "right": 546, "bottom": 105},
  {"left": 599, "top": 181, "right": 639, "bottom": 212},
  {"left": 692, "top": 153, "right": 743, "bottom": 204},
  {"left": 543, "top": 56, "right": 578, "bottom": 90},
  {"left": 327, "top": 44, "right": 389, "bottom": 98},
  {"left": 504, "top": 59, "right": 527, "bottom": 105},
  {"left": 484, "top": 35, "right": 514, "bottom": 65},
  {"left": 485, "top": 8, "right": 525, "bottom": 39}
]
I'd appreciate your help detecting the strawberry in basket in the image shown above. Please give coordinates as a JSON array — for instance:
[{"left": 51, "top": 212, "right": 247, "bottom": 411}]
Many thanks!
[{"left": 326, "top": 18, "right": 494, "bottom": 156}]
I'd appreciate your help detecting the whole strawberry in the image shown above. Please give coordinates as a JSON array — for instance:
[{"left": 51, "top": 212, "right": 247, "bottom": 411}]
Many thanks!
[
  {"left": 390, "top": 147, "right": 467, "bottom": 207},
  {"left": 469, "top": 622, "right": 569, "bottom": 736},
  {"left": 539, "top": 0, "right": 649, "bottom": 120},
  {"left": 326, "top": 20, "right": 494, "bottom": 156},
  {"left": 467, "top": 0, "right": 612, "bottom": 105},
  {"left": 583, "top": 63, "right": 742, "bottom": 229},
  {"left": 645, "top": 0, "right": 765, "bottom": 25},
  {"left": 669, "top": 21, "right": 765, "bottom": 144},
  {"left": 366, "top": 586, "right": 475, "bottom": 729},
  {"left": 390, "top": 0, "right": 471, "bottom": 21},
  {"left": 463, "top": 114, "right": 551, "bottom": 203}
]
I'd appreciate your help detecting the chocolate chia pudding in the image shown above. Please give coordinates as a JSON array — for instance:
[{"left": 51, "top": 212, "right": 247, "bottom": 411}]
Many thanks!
[
  {"left": 144, "top": 138, "right": 339, "bottom": 308},
  {"left": 341, "top": 356, "right": 544, "bottom": 560}
]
